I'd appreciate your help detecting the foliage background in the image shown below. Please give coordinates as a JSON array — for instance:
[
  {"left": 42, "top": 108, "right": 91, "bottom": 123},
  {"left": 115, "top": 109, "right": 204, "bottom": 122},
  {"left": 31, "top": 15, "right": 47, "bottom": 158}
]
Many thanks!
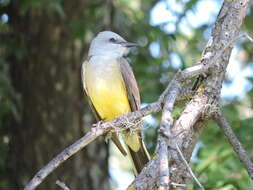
[{"left": 0, "top": 0, "right": 253, "bottom": 189}]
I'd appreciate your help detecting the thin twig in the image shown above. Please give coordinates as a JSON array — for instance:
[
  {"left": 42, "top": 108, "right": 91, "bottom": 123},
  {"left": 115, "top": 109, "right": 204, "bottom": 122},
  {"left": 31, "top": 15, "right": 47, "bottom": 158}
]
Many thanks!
[
  {"left": 21, "top": 2, "right": 251, "bottom": 190},
  {"left": 174, "top": 142, "right": 205, "bottom": 190},
  {"left": 24, "top": 125, "right": 108, "bottom": 190},
  {"left": 170, "top": 182, "right": 186, "bottom": 188},
  {"left": 23, "top": 31, "right": 253, "bottom": 190},
  {"left": 125, "top": 30, "right": 251, "bottom": 190},
  {"left": 24, "top": 58, "right": 206, "bottom": 190},
  {"left": 56, "top": 180, "right": 70, "bottom": 190},
  {"left": 208, "top": 32, "right": 253, "bottom": 68},
  {"left": 180, "top": 32, "right": 253, "bottom": 82},
  {"left": 128, "top": 1, "right": 251, "bottom": 189},
  {"left": 244, "top": 33, "right": 253, "bottom": 43},
  {"left": 214, "top": 112, "right": 253, "bottom": 180},
  {"left": 128, "top": 86, "right": 207, "bottom": 190}
]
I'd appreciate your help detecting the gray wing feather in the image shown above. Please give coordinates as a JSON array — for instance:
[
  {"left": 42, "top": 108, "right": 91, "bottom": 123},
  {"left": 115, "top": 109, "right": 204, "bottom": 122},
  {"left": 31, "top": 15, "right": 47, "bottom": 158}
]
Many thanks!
[
  {"left": 119, "top": 57, "right": 150, "bottom": 174},
  {"left": 119, "top": 58, "right": 141, "bottom": 111}
]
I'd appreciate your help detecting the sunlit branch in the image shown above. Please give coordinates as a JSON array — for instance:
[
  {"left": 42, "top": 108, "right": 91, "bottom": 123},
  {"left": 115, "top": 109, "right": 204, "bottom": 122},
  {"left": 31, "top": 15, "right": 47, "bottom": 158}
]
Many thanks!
[
  {"left": 23, "top": 62, "right": 206, "bottom": 190},
  {"left": 23, "top": 1, "right": 252, "bottom": 189}
]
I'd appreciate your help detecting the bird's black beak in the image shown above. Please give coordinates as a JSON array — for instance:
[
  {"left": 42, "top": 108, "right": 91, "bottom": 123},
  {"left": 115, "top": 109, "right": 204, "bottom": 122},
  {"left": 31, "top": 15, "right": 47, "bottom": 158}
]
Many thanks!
[{"left": 119, "top": 41, "right": 139, "bottom": 47}]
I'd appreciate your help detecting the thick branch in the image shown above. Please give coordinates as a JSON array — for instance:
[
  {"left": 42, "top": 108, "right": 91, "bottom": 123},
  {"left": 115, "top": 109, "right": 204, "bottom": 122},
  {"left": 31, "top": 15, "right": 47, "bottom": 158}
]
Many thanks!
[
  {"left": 214, "top": 112, "right": 253, "bottom": 180},
  {"left": 129, "top": 0, "right": 250, "bottom": 189},
  {"left": 23, "top": 63, "right": 205, "bottom": 190},
  {"left": 23, "top": 1, "right": 251, "bottom": 189},
  {"left": 128, "top": 94, "right": 206, "bottom": 190},
  {"left": 24, "top": 125, "right": 108, "bottom": 190},
  {"left": 56, "top": 180, "right": 71, "bottom": 190}
]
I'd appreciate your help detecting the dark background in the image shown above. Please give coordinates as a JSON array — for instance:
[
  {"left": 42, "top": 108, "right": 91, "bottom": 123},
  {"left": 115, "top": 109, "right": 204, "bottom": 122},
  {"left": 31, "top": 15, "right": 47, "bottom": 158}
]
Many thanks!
[{"left": 0, "top": 0, "right": 253, "bottom": 189}]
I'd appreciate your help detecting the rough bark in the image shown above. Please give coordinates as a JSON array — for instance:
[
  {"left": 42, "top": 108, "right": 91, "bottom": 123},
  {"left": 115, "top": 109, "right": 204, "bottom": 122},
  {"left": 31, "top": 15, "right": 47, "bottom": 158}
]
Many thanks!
[
  {"left": 129, "top": 0, "right": 250, "bottom": 189},
  {"left": 2, "top": 0, "right": 251, "bottom": 190},
  {"left": 23, "top": 63, "right": 206, "bottom": 190}
]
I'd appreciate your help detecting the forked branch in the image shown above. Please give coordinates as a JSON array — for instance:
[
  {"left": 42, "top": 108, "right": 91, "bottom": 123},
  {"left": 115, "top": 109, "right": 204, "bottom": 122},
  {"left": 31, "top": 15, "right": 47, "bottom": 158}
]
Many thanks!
[
  {"left": 23, "top": 64, "right": 205, "bottom": 190},
  {"left": 23, "top": 0, "right": 252, "bottom": 189}
]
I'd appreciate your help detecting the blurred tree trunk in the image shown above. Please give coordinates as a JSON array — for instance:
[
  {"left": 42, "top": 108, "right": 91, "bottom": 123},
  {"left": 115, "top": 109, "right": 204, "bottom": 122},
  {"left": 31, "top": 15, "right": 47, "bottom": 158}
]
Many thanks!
[{"left": 3, "top": 1, "right": 109, "bottom": 190}]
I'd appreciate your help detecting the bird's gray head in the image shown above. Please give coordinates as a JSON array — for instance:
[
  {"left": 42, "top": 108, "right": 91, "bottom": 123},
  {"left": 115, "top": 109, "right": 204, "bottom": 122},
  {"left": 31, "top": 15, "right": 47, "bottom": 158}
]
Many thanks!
[{"left": 88, "top": 31, "right": 138, "bottom": 58}]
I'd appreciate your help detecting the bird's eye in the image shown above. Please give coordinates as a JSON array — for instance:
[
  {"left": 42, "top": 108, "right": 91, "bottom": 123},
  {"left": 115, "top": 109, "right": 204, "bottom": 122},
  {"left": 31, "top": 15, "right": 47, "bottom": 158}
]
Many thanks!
[{"left": 109, "top": 38, "right": 116, "bottom": 43}]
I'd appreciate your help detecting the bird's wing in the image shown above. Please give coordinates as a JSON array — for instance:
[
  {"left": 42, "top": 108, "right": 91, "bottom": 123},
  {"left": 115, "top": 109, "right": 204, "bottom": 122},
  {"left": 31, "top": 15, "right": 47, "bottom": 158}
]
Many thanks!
[
  {"left": 119, "top": 58, "right": 141, "bottom": 111},
  {"left": 81, "top": 60, "right": 127, "bottom": 156},
  {"left": 119, "top": 57, "right": 150, "bottom": 174}
]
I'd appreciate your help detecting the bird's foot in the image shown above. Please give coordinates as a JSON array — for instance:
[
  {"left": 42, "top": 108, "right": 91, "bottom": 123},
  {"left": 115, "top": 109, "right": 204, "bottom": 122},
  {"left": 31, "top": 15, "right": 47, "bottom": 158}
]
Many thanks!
[
  {"left": 93, "top": 120, "right": 104, "bottom": 128},
  {"left": 105, "top": 132, "right": 112, "bottom": 143}
]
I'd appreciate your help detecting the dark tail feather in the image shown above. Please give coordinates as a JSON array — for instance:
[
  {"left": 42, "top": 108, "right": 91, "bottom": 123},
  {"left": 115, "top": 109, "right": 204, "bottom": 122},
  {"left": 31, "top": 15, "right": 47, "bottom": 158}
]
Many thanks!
[
  {"left": 111, "top": 133, "right": 127, "bottom": 156},
  {"left": 127, "top": 138, "right": 150, "bottom": 175}
]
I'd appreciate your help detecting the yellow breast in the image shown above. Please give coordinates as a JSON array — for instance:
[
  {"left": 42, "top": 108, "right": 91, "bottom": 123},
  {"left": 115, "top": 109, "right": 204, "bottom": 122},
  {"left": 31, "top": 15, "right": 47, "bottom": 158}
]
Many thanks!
[{"left": 85, "top": 58, "right": 131, "bottom": 122}]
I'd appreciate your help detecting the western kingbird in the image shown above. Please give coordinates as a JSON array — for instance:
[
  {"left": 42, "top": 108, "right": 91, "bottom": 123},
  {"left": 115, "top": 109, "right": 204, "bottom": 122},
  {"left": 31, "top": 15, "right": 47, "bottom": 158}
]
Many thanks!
[{"left": 81, "top": 31, "right": 149, "bottom": 174}]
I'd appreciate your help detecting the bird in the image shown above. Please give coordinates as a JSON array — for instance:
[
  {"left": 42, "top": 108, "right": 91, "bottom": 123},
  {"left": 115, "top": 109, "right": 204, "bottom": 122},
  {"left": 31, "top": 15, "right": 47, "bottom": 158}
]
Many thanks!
[{"left": 81, "top": 31, "right": 150, "bottom": 174}]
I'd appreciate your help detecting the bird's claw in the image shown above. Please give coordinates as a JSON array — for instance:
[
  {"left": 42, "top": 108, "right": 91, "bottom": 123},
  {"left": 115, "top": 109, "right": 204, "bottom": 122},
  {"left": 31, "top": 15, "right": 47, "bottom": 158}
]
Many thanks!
[
  {"left": 93, "top": 120, "right": 104, "bottom": 127},
  {"left": 105, "top": 132, "right": 112, "bottom": 143}
]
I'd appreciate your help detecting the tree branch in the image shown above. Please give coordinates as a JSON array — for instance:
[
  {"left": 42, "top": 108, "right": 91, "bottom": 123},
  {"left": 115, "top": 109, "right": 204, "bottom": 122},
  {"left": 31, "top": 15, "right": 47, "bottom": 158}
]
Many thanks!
[
  {"left": 174, "top": 142, "right": 204, "bottom": 190},
  {"left": 214, "top": 112, "right": 253, "bottom": 180},
  {"left": 157, "top": 74, "right": 182, "bottom": 190},
  {"left": 23, "top": 63, "right": 206, "bottom": 190},
  {"left": 56, "top": 180, "right": 71, "bottom": 190},
  {"left": 129, "top": 0, "right": 250, "bottom": 189},
  {"left": 128, "top": 91, "right": 206, "bottom": 190},
  {"left": 23, "top": 0, "right": 251, "bottom": 189}
]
